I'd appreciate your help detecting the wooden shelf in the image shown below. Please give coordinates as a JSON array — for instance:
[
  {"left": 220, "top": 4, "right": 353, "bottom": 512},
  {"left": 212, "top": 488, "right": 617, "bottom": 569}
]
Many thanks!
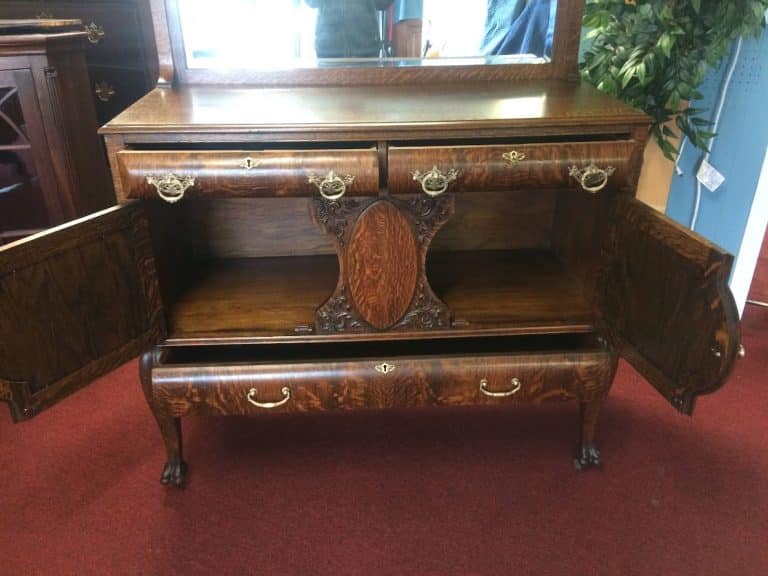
[
  {"left": 428, "top": 249, "right": 594, "bottom": 331},
  {"left": 166, "top": 250, "right": 594, "bottom": 345}
]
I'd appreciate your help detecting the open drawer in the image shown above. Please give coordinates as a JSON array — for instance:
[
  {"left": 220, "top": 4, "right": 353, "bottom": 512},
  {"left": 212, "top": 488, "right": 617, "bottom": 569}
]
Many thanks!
[
  {"left": 147, "top": 335, "right": 616, "bottom": 418},
  {"left": 389, "top": 140, "right": 640, "bottom": 196},
  {"left": 115, "top": 148, "right": 379, "bottom": 203}
]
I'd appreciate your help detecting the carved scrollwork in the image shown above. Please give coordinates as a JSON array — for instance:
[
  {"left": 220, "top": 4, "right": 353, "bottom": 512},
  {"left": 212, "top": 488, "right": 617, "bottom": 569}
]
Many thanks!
[
  {"left": 316, "top": 285, "right": 366, "bottom": 333},
  {"left": 407, "top": 193, "right": 455, "bottom": 246},
  {"left": 391, "top": 282, "right": 450, "bottom": 330},
  {"left": 311, "top": 196, "right": 363, "bottom": 247}
]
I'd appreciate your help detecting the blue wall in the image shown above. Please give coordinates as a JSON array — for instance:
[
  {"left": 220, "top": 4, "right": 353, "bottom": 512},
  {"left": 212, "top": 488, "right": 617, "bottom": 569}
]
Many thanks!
[{"left": 666, "top": 29, "right": 768, "bottom": 256}]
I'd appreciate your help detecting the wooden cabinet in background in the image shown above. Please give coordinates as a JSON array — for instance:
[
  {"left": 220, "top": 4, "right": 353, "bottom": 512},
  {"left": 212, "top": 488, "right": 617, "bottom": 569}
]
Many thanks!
[
  {"left": 0, "top": 19, "right": 113, "bottom": 242},
  {"left": 0, "top": 0, "right": 157, "bottom": 124}
]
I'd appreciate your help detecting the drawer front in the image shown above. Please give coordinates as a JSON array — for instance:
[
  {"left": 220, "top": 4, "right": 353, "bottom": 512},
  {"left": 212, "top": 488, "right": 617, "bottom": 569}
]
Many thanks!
[
  {"left": 389, "top": 141, "right": 639, "bottom": 195},
  {"left": 35, "top": 2, "right": 145, "bottom": 67},
  {"left": 150, "top": 348, "right": 614, "bottom": 418},
  {"left": 117, "top": 149, "right": 380, "bottom": 203},
  {"left": 90, "top": 66, "right": 150, "bottom": 124}
]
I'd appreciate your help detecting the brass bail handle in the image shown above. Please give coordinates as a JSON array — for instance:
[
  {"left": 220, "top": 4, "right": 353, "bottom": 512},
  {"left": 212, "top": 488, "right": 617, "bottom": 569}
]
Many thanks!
[
  {"left": 146, "top": 173, "right": 196, "bottom": 204},
  {"left": 246, "top": 386, "right": 292, "bottom": 409},
  {"left": 411, "top": 165, "right": 460, "bottom": 197},
  {"left": 479, "top": 377, "right": 523, "bottom": 398},
  {"left": 308, "top": 171, "right": 355, "bottom": 200},
  {"left": 568, "top": 163, "right": 616, "bottom": 194},
  {"left": 84, "top": 21, "right": 105, "bottom": 44}
]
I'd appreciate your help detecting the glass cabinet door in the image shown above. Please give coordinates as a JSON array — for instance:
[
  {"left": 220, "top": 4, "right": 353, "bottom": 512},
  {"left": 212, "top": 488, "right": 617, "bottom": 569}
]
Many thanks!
[{"left": 0, "top": 70, "right": 52, "bottom": 244}]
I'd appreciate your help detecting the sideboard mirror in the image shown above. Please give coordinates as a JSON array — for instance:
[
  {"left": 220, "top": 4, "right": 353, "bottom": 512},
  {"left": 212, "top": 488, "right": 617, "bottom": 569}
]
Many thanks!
[{"left": 153, "top": 0, "right": 584, "bottom": 85}]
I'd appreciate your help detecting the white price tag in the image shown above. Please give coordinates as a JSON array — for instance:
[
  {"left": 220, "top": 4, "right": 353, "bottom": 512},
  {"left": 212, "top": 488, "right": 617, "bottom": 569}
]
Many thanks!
[{"left": 697, "top": 159, "right": 725, "bottom": 192}]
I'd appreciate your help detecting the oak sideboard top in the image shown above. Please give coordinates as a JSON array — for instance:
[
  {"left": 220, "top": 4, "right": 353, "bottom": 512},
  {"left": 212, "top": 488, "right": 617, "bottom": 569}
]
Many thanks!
[{"left": 101, "top": 80, "right": 649, "bottom": 137}]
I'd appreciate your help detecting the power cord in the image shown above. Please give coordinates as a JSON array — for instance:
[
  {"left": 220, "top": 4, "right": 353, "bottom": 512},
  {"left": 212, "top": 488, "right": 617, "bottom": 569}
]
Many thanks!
[{"left": 690, "top": 37, "right": 743, "bottom": 230}]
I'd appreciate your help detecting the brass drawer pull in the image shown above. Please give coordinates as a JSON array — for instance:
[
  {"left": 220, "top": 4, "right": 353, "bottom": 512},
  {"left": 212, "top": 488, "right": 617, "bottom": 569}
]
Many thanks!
[
  {"left": 246, "top": 386, "right": 292, "bottom": 409},
  {"left": 479, "top": 377, "right": 522, "bottom": 398},
  {"left": 502, "top": 150, "right": 526, "bottom": 164},
  {"left": 94, "top": 81, "right": 115, "bottom": 102},
  {"left": 308, "top": 171, "right": 355, "bottom": 200},
  {"left": 568, "top": 163, "right": 616, "bottom": 194},
  {"left": 84, "top": 21, "right": 105, "bottom": 44},
  {"left": 146, "top": 173, "right": 195, "bottom": 203},
  {"left": 411, "top": 165, "right": 459, "bottom": 196}
]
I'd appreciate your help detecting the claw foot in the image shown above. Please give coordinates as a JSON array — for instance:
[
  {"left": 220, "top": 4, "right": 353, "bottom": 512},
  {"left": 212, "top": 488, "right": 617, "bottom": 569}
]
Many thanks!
[
  {"left": 573, "top": 444, "right": 601, "bottom": 471},
  {"left": 160, "top": 460, "right": 188, "bottom": 487}
]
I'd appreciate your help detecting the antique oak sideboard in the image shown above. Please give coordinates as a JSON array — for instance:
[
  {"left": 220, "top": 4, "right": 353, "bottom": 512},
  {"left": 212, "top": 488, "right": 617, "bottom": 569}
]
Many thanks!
[{"left": 0, "top": 0, "right": 741, "bottom": 486}]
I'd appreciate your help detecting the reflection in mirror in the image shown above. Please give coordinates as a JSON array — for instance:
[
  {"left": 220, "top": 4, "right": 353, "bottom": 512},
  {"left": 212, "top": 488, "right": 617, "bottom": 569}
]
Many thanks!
[{"left": 178, "top": 0, "right": 558, "bottom": 70}]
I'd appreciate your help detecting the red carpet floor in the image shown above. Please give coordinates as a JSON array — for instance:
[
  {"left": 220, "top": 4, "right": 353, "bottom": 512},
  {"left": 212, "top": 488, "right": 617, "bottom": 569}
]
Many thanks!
[{"left": 2, "top": 306, "right": 767, "bottom": 575}]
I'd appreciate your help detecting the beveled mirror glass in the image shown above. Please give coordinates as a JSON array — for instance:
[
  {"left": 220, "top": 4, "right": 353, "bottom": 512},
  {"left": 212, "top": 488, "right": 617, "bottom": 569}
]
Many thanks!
[{"left": 177, "top": 0, "right": 558, "bottom": 70}]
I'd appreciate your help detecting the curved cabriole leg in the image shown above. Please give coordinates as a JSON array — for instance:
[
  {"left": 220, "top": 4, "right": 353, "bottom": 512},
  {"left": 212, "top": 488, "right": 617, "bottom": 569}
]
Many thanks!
[
  {"left": 140, "top": 349, "right": 187, "bottom": 487},
  {"left": 574, "top": 397, "right": 603, "bottom": 471}
]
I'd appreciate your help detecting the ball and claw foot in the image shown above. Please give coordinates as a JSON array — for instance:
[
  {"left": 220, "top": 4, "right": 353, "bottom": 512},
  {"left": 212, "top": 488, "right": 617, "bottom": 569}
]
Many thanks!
[
  {"left": 573, "top": 444, "right": 601, "bottom": 471},
  {"left": 160, "top": 460, "right": 188, "bottom": 487}
]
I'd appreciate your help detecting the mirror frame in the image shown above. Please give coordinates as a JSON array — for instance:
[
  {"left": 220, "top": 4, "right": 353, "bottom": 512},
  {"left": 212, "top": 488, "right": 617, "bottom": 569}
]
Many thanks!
[{"left": 150, "top": 0, "right": 585, "bottom": 86}]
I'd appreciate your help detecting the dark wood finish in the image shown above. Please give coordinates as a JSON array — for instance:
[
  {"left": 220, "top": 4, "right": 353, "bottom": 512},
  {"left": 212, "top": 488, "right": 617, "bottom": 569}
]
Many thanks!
[
  {"left": 162, "top": 249, "right": 594, "bottom": 345},
  {"left": 0, "top": 0, "right": 743, "bottom": 484},
  {"left": 0, "top": 0, "right": 158, "bottom": 123},
  {"left": 140, "top": 348, "right": 186, "bottom": 486},
  {"left": 388, "top": 141, "right": 641, "bottom": 195},
  {"left": 144, "top": 190, "right": 557, "bottom": 260},
  {"left": 0, "top": 23, "right": 114, "bottom": 240},
  {"left": 428, "top": 250, "right": 594, "bottom": 332},
  {"left": 313, "top": 194, "right": 452, "bottom": 334},
  {"left": 347, "top": 201, "right": 419, "bottom": 328},
  {"left": 599, "top": 196, "right": 741, "bottom": 414},
  {"left": 148, "top": 343, "right": 615, "bottom": 417},
  {"left": 0, "top": 204, "right": 164, "bottom": 421},
  {"left": 101, "top": 81, "right": 649, "bottom": 137},
  {"left": 116, "top": 149, "right": 380, "bottom": 202}
]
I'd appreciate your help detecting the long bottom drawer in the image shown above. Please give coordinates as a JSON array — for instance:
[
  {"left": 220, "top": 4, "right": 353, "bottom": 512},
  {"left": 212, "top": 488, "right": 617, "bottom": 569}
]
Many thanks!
[{"left": 149, "top": 335, "right": 615, "bottom": 418}]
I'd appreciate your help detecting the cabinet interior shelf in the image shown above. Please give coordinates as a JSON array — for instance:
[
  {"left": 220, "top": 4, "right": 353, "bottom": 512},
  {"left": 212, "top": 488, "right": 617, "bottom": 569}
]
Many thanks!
[{"left": 166, "top": 249, "right": 594, "bottom": 345}]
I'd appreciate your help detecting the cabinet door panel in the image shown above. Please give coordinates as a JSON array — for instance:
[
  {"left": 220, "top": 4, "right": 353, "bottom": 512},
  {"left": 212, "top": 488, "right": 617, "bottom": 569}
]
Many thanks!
[
  {"left": 0, "top": 203, "right": 164, "bottom": 421},
  {"left": 600, "top": 196, "right": 740, "bottom": 414}
]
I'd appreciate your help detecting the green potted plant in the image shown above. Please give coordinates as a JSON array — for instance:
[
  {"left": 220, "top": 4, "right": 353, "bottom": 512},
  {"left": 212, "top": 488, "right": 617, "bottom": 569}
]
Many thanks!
[{"left": 581, "top": 0, "right": 768, "bottom": 159}]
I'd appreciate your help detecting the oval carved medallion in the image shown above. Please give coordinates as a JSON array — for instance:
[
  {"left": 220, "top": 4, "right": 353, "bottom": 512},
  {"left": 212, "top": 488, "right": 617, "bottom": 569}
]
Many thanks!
[{"left": 346, "top": 201, "right": 419, "bottom": 329}]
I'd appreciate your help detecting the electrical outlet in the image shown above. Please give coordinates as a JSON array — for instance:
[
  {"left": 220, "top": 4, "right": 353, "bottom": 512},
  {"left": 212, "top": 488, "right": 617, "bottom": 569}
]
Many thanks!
[{"left": 697, "top": 159, "right": 725, "bottom": 192}]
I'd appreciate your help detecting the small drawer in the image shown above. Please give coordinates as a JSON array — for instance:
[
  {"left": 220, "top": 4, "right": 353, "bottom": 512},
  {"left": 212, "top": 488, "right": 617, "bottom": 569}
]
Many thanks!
[
  {"left": 90, "top": 66, "right": 150, "bottom": 124},
  {"left": 36, "top": 2, "right": 145, "bottom": 67},
  {"left": 116, "top": 149, "right": 380, "bottom": 203},
  {"left": 149, "top": 337, "right": 614, "bottom": 418},
  {"left": 388, "top": 141, "right": 639, "bottom": 196}
]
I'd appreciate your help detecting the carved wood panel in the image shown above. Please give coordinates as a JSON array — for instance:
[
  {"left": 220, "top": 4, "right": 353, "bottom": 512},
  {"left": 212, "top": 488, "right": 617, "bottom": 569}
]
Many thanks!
[
  {"left": 347, "top": 201, "right": 419, "bottom": 329},
  {"left": 312, "top": 193, "right": 453, "bottom": 333}
]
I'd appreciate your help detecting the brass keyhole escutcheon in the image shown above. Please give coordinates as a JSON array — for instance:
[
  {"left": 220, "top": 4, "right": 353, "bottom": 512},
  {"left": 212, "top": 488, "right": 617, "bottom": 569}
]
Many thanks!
[{"left": 375, "top": 362, "right": 396, "bottom": 375}]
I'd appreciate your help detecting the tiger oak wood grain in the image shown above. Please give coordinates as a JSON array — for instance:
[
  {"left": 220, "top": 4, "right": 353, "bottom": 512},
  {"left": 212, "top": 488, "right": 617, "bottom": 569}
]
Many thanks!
[
  {"left": 347, "top": 201, "right": 419, "bottom": 329},
  {"left": 3, "top": 0, "right": 742, "bottom": 483},
  {"left": 0, "top": 204, "right": 164, "bottom": 421},
  {"left": 599, "top": 196, "right": 741, "bottom": 414},
  {"left": 116, "top": 149, "right": 379, "bottom": 202},
  {"left": 389, "top": 141, "right": 640, "bottom": 195},
  {"left": 149, "top": 347, "right": 615, "bottom": 418}
]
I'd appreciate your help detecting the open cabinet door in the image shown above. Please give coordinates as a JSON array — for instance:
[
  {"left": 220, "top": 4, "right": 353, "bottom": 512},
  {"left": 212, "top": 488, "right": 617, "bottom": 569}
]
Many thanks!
[
  {"left": 0, "top": 203, "right": 165, "bottom": 422},
  {"left": 599, "top": 195, "right": 741, "bottom": 415}
]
